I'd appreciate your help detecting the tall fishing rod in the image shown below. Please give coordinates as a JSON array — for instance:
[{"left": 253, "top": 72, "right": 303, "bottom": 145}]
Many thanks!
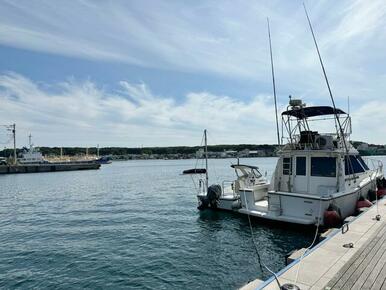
[
  {"left": 267, "top": 18, "right": 281, "bottom": 146},
  {"left": 303, "top": 3, "right": 349, "bottom": 154}
]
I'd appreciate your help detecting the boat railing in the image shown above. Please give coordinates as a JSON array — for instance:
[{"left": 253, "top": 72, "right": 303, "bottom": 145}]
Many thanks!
[
  {"left": 222, "top": 180, "right": 236, "bottom": 197},
  {"left": 364, "top": 157, "right": 384, "bottom": 176},
  {"left": 282, "top": 132, "right": 347, "bottom": 150},
  {"left": 197, "top": 178, "right": 206, "bottom": 195}
]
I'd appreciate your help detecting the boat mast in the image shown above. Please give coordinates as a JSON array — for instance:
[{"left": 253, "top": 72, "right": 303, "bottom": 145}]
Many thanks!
[
  {"left": 267, "top": 18, "right": 281, "bottom": 146},
  {"left": 204, "top": 129, "right": 209, "bottom": 192}
]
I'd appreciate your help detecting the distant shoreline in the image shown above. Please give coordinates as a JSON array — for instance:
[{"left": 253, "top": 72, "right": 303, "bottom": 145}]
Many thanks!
[{"left": 1, "top": 142, "right": 385, "bottom": 160}]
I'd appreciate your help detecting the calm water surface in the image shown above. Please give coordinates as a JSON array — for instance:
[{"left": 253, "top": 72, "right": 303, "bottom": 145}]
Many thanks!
[{"left": 1, "top": 157, "right": 356, "bottom": 289}]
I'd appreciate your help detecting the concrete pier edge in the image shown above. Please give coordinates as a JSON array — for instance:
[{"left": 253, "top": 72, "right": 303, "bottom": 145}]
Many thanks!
[{"left": 241, "top": 196, "right": 386, "bottom": 290}]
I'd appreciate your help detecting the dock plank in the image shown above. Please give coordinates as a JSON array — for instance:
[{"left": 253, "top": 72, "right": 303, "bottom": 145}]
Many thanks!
[
  {"left": 371, "top": 253, "right": 386, "bottom": 290},
  {"left": 361, "top": 250, "right": 386, "bottom": 289},
  {"left": 351, "top": 230, "right": 386, "bottom": 289},
  {"left": 326, "top": 221, "right": 386, "bottom": 290},
  {"left": 326, "top": 224, "right": 384, "bottom": 288}
]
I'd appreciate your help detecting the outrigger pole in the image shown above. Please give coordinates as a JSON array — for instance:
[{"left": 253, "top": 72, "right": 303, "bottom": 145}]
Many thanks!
[
  {"left": 303, "top": 3, "right": 349, "bottom": 154},
  {"left": 267, "top": 18, "right": 281, "bottom": 146}
]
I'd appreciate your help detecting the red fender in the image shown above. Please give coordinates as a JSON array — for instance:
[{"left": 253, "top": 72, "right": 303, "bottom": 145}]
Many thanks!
[
  {"left": 357, "top": 199, "right": 372, "bottom": 209},
  {"left": 324, "top": 210, "right": 341, "bottom": 228},
  {"left": 377, "top": 188, "right": 386, "bottom": 198}
]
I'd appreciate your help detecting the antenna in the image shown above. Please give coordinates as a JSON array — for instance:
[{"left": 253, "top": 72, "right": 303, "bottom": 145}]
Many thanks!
[
  {"left": 28, "top": 133, "right": 32, "bottom": 148},
  {"left": 303, "top": 3, "right": 349, "bottom": 153},
  {"left": 267, "top": 18, "right": 281, "bottom": 146},
  {"left": 347, "top": 96, "right": 350, "bottom": 115}
]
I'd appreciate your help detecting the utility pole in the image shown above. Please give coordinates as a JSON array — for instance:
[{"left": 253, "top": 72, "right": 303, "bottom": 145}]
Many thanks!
[{"left": 12, "top": 124, "right": 16, "bottom": 165}]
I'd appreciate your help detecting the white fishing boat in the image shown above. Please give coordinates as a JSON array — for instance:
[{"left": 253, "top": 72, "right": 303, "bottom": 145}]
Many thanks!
[{"left": 238, "top": 99, "right": 383, "bottom": 225}]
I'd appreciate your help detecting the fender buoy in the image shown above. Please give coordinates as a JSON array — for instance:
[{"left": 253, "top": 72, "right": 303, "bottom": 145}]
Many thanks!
[
  {"left": 324, "top": 204, "right": 342, "bottom": 228},
  {"left": 377, "top": 188, "right": 386, "bottom": 198},
  {"left": 356, "top": 196, "right": 372, "bottom": 209}
]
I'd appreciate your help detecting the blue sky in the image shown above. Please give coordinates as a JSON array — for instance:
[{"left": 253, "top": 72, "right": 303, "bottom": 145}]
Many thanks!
[{"left": 0, "top": 0, "right": 385, "bottom": 147}]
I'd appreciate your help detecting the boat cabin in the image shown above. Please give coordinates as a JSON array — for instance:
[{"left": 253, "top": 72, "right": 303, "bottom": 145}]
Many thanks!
[{"left": 271, "top": 100, "right": 373, "bottom": 197}]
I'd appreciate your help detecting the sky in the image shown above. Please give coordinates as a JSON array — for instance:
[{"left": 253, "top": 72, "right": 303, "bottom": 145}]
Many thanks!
[{"left": 0, "top": 0, "right": 385, "bottom": 148}]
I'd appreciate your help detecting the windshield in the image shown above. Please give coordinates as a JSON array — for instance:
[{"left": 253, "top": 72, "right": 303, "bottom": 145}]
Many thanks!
[{"left": 235, "top": 167, "right": 262, "bottom": 179}]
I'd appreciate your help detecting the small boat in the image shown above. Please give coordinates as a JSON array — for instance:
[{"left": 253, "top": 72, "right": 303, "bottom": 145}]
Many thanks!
[
  {"left": 95, "top": 156, "right": 112, "bottom": 164},
  {"left": 183, "top": 130, "right": 269, "bottom": 211}
]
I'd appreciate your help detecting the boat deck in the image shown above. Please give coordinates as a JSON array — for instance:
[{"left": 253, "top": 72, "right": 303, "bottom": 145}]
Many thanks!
[{"left": 241, "top": 197, "right": 386, "bottom": 290}]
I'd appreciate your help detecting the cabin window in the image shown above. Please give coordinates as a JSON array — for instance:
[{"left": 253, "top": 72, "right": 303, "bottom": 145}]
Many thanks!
[
  {"left": 296, "top": 157, "right": 306, "bottom": 176},
  {"left": 311, "top": 157, "right": 336, "bottom": 177},
  {"left": 283, "top": 157, "right": 292, "bottom": 175},
  {"left": 345, "top": 155, "right": 365, "bottom": 175},
  {"left": 357, "top": 155, "right": 370, "bottom": 171}
]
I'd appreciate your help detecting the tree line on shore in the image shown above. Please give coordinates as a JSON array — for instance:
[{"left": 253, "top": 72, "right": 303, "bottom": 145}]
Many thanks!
[
  {"left": 1, "top": 141, "right": 384, "bottom": 158},
  {"left": 0, "top": 144, "right": 277, "bottom": 157}
]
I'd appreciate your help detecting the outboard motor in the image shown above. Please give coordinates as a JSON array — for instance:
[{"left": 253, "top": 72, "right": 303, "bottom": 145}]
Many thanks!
[
  {"left": 197, "top": 184, "right": 222, "bottom": 210},
  {"left": 197, "top": 196, "right": 210, "bottom": 210},
  {"left": 207, "top": 184, "right": 222, "bottom": 208}
]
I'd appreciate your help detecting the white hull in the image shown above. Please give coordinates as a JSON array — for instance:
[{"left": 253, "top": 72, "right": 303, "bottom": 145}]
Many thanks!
[{"left": 198, "top": 173, "right": 380, "bottom": 226}]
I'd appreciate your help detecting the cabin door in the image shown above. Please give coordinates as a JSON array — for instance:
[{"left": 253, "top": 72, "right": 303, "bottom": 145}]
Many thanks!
[{"left": 293, "top": 156, "right": 308, "bottom": 193}]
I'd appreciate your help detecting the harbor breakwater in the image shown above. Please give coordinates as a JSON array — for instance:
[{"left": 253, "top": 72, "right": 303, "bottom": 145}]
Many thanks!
[{"left": 0, "top": 163, "right": 100, "bottom": 174}]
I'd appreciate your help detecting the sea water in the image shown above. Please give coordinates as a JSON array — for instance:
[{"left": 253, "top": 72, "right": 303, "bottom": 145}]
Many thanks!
[{"left": 1, "top": 156, "right": 361, "bottom": 289}]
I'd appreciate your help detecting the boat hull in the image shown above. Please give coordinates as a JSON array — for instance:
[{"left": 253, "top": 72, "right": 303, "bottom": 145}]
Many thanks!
[{"left": 198, "top": 175, "right": 380, "bottom": 226}]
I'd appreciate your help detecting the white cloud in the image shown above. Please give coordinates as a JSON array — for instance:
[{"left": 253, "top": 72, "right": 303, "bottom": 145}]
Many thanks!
[
  {"left": 0, "top": 72, "right": 280, "bottom": 147},
  {"left": 0, "top": 72, "right": 383, "bottom": 147},
  {"left": 0, "top": 0, "right": 384, "bottom": 91}
]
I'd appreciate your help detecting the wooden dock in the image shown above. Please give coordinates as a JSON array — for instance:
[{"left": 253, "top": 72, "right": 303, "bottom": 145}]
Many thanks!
[
  {"left": 325, "top": 221, "right": 386, "bottom": 289},
  {"left": 241, "top": 198, "right": 386, "bottom": 290}
]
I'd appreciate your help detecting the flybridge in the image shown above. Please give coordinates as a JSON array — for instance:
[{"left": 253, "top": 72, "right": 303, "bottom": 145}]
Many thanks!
[
  {"left": 282, "top": 106, "right": 346, "bottom": 119},
  {"left": 280, "top": 99, "right": 352, "bottom": 151}
]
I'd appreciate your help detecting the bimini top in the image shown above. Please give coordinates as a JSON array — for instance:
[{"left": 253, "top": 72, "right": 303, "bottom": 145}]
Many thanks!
[
  {"left": 282, "top": 106, "right": 346, "bottom": 119},
  {"left": 230, "top": 164, "right": 259, "bottom": 170}
]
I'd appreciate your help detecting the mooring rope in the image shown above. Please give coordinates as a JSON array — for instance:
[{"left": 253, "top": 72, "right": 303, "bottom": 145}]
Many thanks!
[{"left": 242, "top": 190, "right": 282, "bottom": 289}]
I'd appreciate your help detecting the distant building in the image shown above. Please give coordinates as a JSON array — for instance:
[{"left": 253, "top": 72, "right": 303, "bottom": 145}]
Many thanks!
[
  {"left": 238, "top": 149, "right": 250, "bottom": 157},
  {"left": 196, "top": 148, "right": 204, "bottom": 158},
  {"left": 220, "top": 150, "right": 237, "bottom": 158}
]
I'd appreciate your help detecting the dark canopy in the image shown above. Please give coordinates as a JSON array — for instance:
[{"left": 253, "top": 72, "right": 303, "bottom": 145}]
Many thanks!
[
  {"left": 230, "top": 164, "right": 259, "bottom": 170},
  {"left": 182, "top": 168, "right": 206, "bottom": 174},
  {"left": 282, "top": 106, "right": 346, "bottom": 119}
]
